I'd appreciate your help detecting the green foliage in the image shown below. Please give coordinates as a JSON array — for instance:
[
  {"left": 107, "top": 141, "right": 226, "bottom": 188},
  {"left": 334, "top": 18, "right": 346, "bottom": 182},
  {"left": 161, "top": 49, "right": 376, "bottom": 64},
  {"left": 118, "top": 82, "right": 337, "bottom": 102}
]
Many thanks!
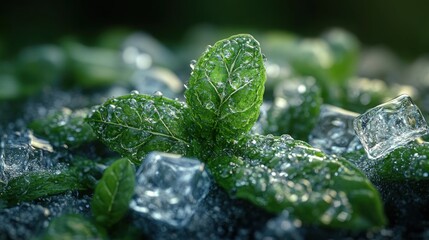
[
  {"left": 39, "top": 214, "right": 107, "bottom": 240},
  {"left": 91, "top": 158, "right": 135, "bottom": 227},
  {"left": 87, "top": 94, "right": 190, "bottom": 164},
  {"left": 64, "top": 42, "right": 133, "bottom": 88},
  {"left": 29, "top": 108, "right": 96, "bottom": 148},
  {"left": 0, "top": 170, "right": 85, "bottom": 205},
  {"left": 344, "top": 142, "right": 429, "bottom": 182},
  {"left": 260, "top": 29, "right": 359, "bottom": 104},
  {"left": 0, "top": 62, "right": 20, "bottom": 100},
  {"left": 322, "top": 28, "right": 359, "bottom": 85},
  {"left": 0, "top": 45, "right": 65, "bottom": 100},
  {"left": 17, "top": 45, "right": 65, "bottom": 88},
  {"left": 185, "top": 34, "right": 266, "bottom": 141},
  {"left": 70, "top": 157, "right": 106, "bottom": 189},
  {"left": 209, "top": 134, "right": 386, "bottom": 230},
  {"left": 264, "top": 77, "right": 322, "bottom": 141},
  {"left": 87, "top": 34, "right": 386, "bottom": 230}
]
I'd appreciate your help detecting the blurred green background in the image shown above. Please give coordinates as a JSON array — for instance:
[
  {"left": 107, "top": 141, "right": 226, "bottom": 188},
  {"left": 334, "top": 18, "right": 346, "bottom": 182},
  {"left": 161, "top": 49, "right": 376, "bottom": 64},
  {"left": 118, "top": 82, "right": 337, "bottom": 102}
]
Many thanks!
[{"left": 1, "top": 0, "right": 429, "bottom": 59}]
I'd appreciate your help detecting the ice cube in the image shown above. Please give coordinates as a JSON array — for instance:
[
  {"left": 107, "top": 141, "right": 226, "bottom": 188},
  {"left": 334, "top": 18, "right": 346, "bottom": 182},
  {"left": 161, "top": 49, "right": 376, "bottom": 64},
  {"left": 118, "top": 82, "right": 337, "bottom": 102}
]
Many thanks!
[
  {"left": 0, "top": 130, "right": 60, "bottom": 183},
  {"left": 130, "top": 152, "right": 211, "bottom": 227},
  {"left": 353, "top": 95, "right": 429, "bottom": 159},
  {"left": 309, "top": 105, "right": 362, "bottom": 155}
]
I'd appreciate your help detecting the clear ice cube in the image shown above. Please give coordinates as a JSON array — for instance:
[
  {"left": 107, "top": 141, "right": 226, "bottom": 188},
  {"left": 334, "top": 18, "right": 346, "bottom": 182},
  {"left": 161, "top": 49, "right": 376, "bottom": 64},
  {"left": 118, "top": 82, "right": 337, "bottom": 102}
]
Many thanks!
[
  {"left": 0, "top": 130, "right": 59, "bottom": 183},
  {"left": 309, "top": 105, "right": 362, "bottom": 155},
  {"left": 353, "top": 95, "right": 429, "bottom": 159},
  {"left": 130, "top": 152, "right": 211, "bottom": 227}
]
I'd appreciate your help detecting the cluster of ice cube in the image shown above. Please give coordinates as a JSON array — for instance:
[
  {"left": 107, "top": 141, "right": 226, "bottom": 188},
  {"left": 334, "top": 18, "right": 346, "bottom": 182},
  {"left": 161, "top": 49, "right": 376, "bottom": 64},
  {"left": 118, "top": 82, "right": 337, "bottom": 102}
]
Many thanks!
[{"left": 310, "top": 95, "right": 428, "bottom": 160}]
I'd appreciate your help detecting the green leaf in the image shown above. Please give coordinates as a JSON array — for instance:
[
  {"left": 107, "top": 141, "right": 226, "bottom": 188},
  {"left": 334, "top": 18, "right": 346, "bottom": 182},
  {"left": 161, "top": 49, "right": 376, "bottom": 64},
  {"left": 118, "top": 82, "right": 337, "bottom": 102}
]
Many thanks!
[
  {"left": 29, "top": 108, "right": 96, "bottom": 148},
  {"left": 185, "top": 34, "right": 266, "bottom": 141},
  {"left": 208, "top": 134, "right": 386, "bottom": 230},
  {"left": 39, "top": 214, "right": 107, "bottom": 240},
  {"left": 344, "top": 142, "right": 429, "bottom": 182},
  {"left": 17, "top": 45, "right": 65, "bottom": 89},
  {"left": 87, "top": 94, "right": 190, "bottom": 163},
  {"left": 70, "top": 157, "right": 106, "bottom": 189},
  {"left": 0, "top": 170, "right": 85, "bottom": 205},
  {"left": 91, "top": 158, "right": 135, "bottom": 227},
  {"left": 0, "top": 62, "right": 20, "bottom": 100},
  {"left": 1, "top": 45, "right": 65, "bottom": 100},
  {"left": 264, "top": 77, "right": 322, "bottom": 141},
  {"left": 322, "top": 28, "right": 359, "bottom": 85},
  {"left": 64, "top": 42, "right": 133, "bottom": 88}
]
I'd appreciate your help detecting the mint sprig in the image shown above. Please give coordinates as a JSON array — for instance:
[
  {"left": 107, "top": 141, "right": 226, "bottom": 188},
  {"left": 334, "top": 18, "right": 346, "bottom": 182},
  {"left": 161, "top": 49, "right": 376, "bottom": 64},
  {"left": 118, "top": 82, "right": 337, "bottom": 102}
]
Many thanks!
[{"left": 87, "top": 34, "right": 386, "bottom": 230}]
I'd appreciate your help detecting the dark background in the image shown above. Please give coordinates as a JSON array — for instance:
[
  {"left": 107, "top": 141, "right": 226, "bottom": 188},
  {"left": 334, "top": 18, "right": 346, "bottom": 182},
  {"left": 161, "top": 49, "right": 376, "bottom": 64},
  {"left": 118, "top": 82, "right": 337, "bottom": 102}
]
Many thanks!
[{"left": 1, "top": 0, "right": 429, "bottom": 59}]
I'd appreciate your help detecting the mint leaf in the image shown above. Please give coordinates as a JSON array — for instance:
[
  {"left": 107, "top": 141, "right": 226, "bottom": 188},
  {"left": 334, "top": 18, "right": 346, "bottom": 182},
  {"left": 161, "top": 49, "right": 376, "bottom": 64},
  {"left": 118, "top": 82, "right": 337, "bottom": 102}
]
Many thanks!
[
  {"left": 265, "top": 77, "right": 322, "bottom": 141},
  {"left": 185, "top": 34, "right": 266, "bottom": 141},
  {"left": 91, "top": 158, "right": 135, "bottom": 227},
  {"left": 64, "top": 42, "right": 133, "bottom": 88},
  {"left": 40, "top": 214, "right": 107, "bottom": 240},
  {"left": 322, "top": 28, "right": 359, "bottom": 85},
  {"left": 1, "top": 170, "right": 85, "bottom": 205},
  {"left": 209, "top": 134, "right": 386, "bottom": 230},
  {"left": 87, "top": 94, "right": 190, "bottom": 163},
  {"left": 17, "top": 45, "right": 65, "bottom": 91},
  {"left": 70, "top": 157, "right": 106, "bottom": 189},
  {"left": 344, "top": 142, "right": 429, "bottom": 181},
  {"left": 29, "top": 108, "right": 96, "bottom": 148}
]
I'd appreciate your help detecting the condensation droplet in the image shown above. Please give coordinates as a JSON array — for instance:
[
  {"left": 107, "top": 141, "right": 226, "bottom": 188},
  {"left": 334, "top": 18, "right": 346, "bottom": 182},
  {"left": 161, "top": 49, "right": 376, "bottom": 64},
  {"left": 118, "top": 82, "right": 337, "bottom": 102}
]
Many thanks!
[
  {"left": 153, "top": 91, "right": 163, "bottom": 97},
  {"left": 130, "top": 90, "right": 140, "bottom": 95},
  {"left": 190, "top": 60, "right": 197, "bottom": 70}
]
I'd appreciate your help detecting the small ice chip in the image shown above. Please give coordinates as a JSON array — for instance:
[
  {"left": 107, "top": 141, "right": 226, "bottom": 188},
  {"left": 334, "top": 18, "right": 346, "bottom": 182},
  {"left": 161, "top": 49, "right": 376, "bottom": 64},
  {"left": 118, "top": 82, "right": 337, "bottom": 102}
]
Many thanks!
[
  {"left": 130, "top": 152, "right": 211, "bottom": 227},
  {"left": 353, "top": 95, "right": 429, "bottom": 159},
  {"left": 309, "top": 105, "right": 362, "bottom": 155}
]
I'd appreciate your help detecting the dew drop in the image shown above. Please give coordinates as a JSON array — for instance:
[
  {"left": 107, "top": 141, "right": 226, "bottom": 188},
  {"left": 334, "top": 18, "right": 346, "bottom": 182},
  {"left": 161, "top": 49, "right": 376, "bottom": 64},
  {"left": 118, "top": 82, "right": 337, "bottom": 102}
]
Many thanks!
[
  {"left": 205, "top": 102, "right": 215, "bottom": 110},
  {"left": 153, "top": 91, "right": 163, "bottom": 97},
  {"left": 190, "top": 60, "right": 197, "bottom": 70},
  {"left": 130, "top": 90, "right": 140, "bottom": 95}
]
